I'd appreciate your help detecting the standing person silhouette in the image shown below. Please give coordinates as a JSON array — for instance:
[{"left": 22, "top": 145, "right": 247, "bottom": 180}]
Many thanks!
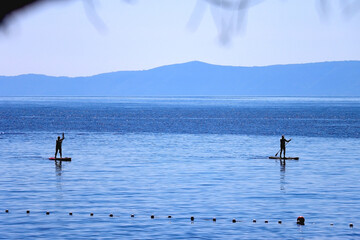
[
  {"left": 55, "top": 133, "right": 65, "bottom": 158},
  {"left": 280, "top": 135, "right": 291, "bottom": 159}
]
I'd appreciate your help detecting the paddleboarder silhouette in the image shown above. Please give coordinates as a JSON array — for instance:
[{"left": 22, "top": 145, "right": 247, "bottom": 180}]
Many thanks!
[
  {"left": 280, "top": 135, "right": 291, "bottom": 159},
  {"left": 55, "top": 133, "right": 65, "bottom": 158}
]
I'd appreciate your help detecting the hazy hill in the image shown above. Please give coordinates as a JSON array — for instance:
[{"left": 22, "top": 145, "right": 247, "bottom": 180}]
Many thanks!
[{"left": 1, "top": 61, "right": 359, "bottom": 96}]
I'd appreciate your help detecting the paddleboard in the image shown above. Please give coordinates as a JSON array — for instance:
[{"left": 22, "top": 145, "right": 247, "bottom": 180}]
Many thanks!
[
  {"left": 49, "top": 157, "right": 72, "bottom": 161},
  {"left": 269, "top": 156, "right": 299, "bottom": 160}
]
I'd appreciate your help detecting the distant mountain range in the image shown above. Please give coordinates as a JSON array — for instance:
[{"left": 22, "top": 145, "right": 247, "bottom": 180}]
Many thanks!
[{"left": 1, "top": 61, "right": 359, "bottom": 96}]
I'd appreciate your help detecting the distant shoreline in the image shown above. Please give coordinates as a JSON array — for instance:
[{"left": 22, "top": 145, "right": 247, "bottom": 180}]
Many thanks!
[{"left": 1, "top": 61, "right": 359, "bottom": 96}]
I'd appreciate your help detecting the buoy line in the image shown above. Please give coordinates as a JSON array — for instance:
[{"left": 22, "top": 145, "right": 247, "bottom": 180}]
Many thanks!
[{"left": 1, "top": 210, "right": 356, "bottom": 228}]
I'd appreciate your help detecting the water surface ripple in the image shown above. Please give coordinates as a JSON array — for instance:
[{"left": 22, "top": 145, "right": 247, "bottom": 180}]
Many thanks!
[{"left": 0, "top": 97, "right": 359, "bottom": 239}]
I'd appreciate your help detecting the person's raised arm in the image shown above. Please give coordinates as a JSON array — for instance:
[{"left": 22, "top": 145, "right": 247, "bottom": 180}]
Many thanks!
[{"left": 62, "top": 133, "right": 65, "bottom": 140}]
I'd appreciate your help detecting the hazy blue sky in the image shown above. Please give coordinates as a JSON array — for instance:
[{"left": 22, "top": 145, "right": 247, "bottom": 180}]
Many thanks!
[{"left": 0, "top": 0, "right": 359, "bottom": 76}]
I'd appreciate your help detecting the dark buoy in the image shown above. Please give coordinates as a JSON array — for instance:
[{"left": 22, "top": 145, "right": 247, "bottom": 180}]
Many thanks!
[
  {"left": 213, "top": 218, "right": 216, "bottom": 222},
  {"left": 232, "top": 218, "right": 236, "bottom": 223},
  {"left": 253, "top": 219, "right": 256, "bottom": 223},
  {"left": 350, "top": 223, "right": 354, "bottom": 228},
  {"left": 69, "top": 212, "right": 73, "bottom": 216},
  {"left": 330, "top": 223, "right": 334, "bottom": 226},
  {"left": 46, "top": 211, "right": 50, "bottom": 215},
  {"left": 297, "top": 216, "right": 305, "bottom": 225},
  {"left": 265, "top": 220, "right": 268, "bottom": 223},
  {"left": 109, "top": 213, "right": 113, "bottom": 217},
  {"left": 131, "top": 214, "right": 135, "bottom": 218},
  {"left": 191, "top": 216, "right": 195, "bottom": 221},
  {"left": 151, "top": 215, "right": 155, "bottom": 219},
  {"left": 26, "top": 210, "right": 30, "bottom": 214},
  {"left": 278, "top": 220, "right": 282, "bottom": 224},
  {"left": 5, "top": 209, "right": 9, "bottom": 213},
  {"left": 90, "top": 213, "right": 94, "bottom": 216},
  {"left": 168, "top": 215, "right": 172, "bottom": 219}
]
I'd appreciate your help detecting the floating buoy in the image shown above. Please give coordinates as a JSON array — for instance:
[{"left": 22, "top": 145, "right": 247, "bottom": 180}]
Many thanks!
[
  {"left": 151, "top": 215, "right": 155, "bottom": 219},
  {"left": 297, "top": 216, "right": 305, "bottom": 225},
  {"left": 131, "top": 214, "right": 135, "bottom": 218},
  {"left": 330, "top": 223, "right": 334, "bottom": 226},
  {"left": 109, "top": 214, "right": 113, "bottom": 217},
  {"left": 265, "top": 220, "right": 268, "bottom": 223},
  {"left": 46, "top": 211, "right": 50, "bottom": 215},
  {"left": 5, "top": 209, "right": 9, "bottom": 213},
  {"left": 69, "top": 212, "right": 73, "bottom": 216},
  {"left": 213, "top": 218, "right": 216, "bottom": 222},
  {"left": 168, "top": 215, "right": 172, "bottom": 219},
  {"left": 278, "top": 220, "right": 282, "bottom": 224},
  {"left": 191, "top": 216, "right": 195, "bottom": 221},
  {"left": 90, "top": 213, "right": 94, "bottom": 216},
  {"left": 232, "top": 218, "right": 236, "bottom": 223},
  {"left": 253, "top": 219, "right": 256, "bottom": 223},
  {"left": 26, "top": 210, "right": 30, "bottom": 214},
  {"left": 350, "top": 223, "right": 354, "bottom": 228}
]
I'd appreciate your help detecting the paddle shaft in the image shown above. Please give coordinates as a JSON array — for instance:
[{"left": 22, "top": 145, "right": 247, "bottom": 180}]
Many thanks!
[{"left": 275, "top": 140, "right": 291, "bottom": 156}]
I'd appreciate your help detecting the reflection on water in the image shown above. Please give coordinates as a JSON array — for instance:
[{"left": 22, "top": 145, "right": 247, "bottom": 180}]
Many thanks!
[
  {"left": 55, "top": 161, "right": 63, "bottom": 198},
  {"left": 55, "top": 160, "right": 62, "bottom": 176},
  {"left": 280, "top": 161, "right": 286, "bottom": 191}
]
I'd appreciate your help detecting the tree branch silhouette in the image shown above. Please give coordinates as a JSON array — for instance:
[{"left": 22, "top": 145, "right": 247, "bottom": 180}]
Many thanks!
[
  {"left": 1, "top": 0, "right": 359, "bottom": 43},
  {"left": 0, "top": 0, "right": 49, "bottom": 26}
]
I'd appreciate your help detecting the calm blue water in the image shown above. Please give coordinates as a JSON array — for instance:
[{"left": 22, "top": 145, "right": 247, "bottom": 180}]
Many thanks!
[{"left": 0, "top": 96, "right": 359, "bottom": 239}]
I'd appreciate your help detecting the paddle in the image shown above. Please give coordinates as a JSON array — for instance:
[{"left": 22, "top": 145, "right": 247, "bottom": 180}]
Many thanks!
[{"left": 275, "top": 139, "right": 291, "bottom": 157}]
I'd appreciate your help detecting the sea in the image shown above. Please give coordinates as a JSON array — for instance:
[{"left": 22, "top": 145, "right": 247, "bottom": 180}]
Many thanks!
[{"left": 0, "top": 96, "right": 359, "bottom": 239}]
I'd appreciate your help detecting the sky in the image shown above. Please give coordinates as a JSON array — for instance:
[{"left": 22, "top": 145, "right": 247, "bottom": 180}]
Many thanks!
[{"left": 0, "top": 0, "right": 359, "bottom": 77}]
